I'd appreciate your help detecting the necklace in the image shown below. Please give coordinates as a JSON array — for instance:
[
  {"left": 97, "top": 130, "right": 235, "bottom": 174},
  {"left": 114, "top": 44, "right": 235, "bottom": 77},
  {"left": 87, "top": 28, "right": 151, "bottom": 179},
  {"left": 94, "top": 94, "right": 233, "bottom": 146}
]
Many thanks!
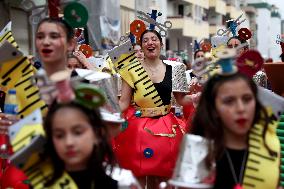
[
  {"left": 143, "top": 63, "right": 161, "bottom": 77},
  {"left": 225, "top": 149, "right": 248, "bottom": 189}
]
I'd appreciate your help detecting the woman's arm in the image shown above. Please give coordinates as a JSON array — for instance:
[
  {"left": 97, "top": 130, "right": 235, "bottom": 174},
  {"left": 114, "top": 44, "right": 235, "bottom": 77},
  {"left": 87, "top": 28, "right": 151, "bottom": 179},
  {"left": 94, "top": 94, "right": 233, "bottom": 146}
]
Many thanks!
[
  {"left": 73, "top": 51, "right": 94, "bottom": 70},
  {"left": 173, "top": 92, "right": 193, "bottom": 106},
  {"left": 174, "top": 77, "right": 202, "bottom": 107},
  {"left": 0, "top": 113, "right": 19, "bottom": 134},
  {"left": 119, "top": 79, "right": 133, "bottom": 112},
  {"left": 174, "top": 92, "right": 201, "bottom": 107}
]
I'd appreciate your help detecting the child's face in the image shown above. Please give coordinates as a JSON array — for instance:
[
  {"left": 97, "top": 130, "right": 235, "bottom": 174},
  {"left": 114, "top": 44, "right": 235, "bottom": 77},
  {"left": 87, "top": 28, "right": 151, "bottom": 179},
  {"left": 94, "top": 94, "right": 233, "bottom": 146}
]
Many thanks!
[
  {"left": 36, "top": 22, "right": 72, "bottom": 65},
  {"left": 215, "top": 79, "right": 256, "bottom": 139},
  {"left": 51, "top": 107, "right": 97, "bottom": 171}
]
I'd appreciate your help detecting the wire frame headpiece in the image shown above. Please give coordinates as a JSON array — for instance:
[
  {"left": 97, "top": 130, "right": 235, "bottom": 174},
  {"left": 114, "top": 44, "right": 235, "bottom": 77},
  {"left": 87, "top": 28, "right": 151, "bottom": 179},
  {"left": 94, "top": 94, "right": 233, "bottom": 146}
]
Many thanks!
[{"left": 120, "top": 9, "right": 172, "bottom": 44}]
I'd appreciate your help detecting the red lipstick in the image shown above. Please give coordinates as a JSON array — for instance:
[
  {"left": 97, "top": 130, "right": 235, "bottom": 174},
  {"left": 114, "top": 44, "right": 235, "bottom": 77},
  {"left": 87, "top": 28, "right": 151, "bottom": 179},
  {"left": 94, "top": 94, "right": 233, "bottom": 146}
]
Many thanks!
[
  {"left": 236, "top": 118, "right": 247, "bottom": 126},
  {"left": 66, "top": 150, "right": 77, "bottom": 157}
]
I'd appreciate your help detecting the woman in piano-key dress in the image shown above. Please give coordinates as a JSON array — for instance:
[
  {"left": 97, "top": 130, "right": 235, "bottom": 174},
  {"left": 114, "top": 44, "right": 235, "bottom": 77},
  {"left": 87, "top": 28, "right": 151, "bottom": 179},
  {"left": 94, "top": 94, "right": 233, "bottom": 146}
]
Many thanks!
[
  {"left": 113, "top": 29, "right": 194, "bottom": 188},
  {"left": 190, "top": 72, "right": 281, "bottom": 189}
]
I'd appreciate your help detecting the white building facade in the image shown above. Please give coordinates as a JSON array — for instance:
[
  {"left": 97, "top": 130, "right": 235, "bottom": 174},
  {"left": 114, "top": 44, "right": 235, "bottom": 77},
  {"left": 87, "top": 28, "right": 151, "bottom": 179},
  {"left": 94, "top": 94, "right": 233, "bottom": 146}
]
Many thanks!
[
  {"left": 270, "top": 11, "right": 281, "bottom": 61},
  {"left": 247, "top": 0, "right": 282, "bottom": 61}
]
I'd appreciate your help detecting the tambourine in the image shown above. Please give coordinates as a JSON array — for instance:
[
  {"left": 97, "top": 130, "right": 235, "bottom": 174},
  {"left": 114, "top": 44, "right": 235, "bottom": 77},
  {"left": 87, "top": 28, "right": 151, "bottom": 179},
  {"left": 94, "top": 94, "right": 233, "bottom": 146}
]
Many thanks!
[
  {"left": 75, "top": 84, "right": 106, "bottom": 109},
  {"left": 236, "top": 50, "right": 264, "bottom": 78},
  {"left": 64, "top": 2, "right": 88, "bottom": 28},
  {"left": 79, "top": 44, "right": 93, "bottom": 58}
]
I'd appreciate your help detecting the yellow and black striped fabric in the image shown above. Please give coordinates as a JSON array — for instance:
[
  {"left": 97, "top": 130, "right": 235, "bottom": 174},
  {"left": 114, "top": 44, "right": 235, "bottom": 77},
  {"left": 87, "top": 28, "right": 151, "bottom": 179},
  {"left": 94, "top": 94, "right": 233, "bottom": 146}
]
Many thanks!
[
  {"left": 243, "top": 113, "right": 280, "bottom": 189},
  {"left": 108, "top": 41, "right": 163, "bottom": 108},
  {"left": 277, "top": 114, "right": 284, "bottom": 187},
  {"left": 0, "top": 22, "right": 47, "bottom": 117},
  {"left": 24, "top": 159, "right": 78, "bottom": 189}
]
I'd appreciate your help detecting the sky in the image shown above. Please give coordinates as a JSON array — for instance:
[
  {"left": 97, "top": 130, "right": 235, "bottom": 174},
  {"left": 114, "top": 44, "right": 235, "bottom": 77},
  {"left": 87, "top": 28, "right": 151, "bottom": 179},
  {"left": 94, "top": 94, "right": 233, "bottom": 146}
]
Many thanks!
[{"left": 268, "top": 0, "right": 284, "bottom": 19}]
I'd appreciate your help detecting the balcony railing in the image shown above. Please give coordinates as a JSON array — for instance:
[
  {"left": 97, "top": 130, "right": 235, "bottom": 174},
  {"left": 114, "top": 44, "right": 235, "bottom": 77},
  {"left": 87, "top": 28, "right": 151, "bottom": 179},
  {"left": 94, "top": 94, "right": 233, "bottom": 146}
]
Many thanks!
[
  {"left": 226, "top": 4, "right": 243, "bottom": 18},
  {"left": 209, "top": 0, "right": 227, "bottom": 15},
  {"left": 168, "top": 16, "right": 209, "bottom": 38},
  {"left": 182, "top": 0, "right": 209, "bottom": 9}
]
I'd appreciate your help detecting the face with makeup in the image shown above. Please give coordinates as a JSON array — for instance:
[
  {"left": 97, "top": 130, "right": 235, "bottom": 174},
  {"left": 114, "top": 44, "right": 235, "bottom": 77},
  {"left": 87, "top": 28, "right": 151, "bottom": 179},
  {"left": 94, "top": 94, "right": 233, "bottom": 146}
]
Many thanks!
[
  {"left": 215, "top": 78, "right": 256, "bottom": 138},
  {"left": 36, "top": 22, "right": 74, "bottom": 65},
  {"left": 141, "top": 31, "right": 162, "bottom": 60},
  {"left": 51, "top": 107, "right": 97, "bottom": 171}
]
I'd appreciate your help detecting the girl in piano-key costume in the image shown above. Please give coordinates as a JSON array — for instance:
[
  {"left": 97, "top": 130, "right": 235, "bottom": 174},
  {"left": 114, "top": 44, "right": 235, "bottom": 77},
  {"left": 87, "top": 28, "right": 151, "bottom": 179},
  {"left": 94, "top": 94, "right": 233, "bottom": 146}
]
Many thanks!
[
  {"left": 113, "top": 29, "right": 194, "bottom": 188},
  {"left": 190, "top": 71, "right": 281, "bottom": 189}
]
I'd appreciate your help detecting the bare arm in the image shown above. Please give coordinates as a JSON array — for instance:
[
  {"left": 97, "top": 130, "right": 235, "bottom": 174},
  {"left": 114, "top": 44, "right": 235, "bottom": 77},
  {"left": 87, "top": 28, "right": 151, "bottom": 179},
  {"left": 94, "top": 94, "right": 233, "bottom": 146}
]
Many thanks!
[
  {"left": 174, "top": 77, "right": 202, "bottom": 107},
  {"left": 173, "top": 92, "right": 193, "bottom": 106},
  {"left": 119, "top": 79, "right": 133, "bottom": 112},
  {"left": 0, "top": 113, "right": 19, "bottom": 134},
  {"left": 73, "top": 51, "right": 94, "bottom": 70}
]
